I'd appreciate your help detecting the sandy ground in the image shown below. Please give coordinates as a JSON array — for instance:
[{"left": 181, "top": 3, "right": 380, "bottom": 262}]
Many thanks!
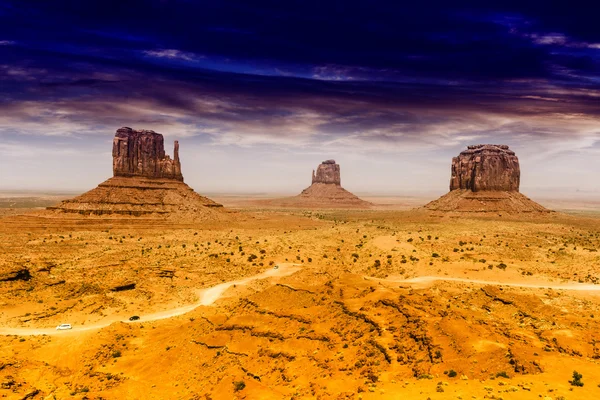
[{"left": 2, "top": 197, "right": 600, "bottom": 398}]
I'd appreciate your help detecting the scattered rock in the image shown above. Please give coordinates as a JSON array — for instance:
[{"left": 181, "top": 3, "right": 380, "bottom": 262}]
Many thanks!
[
  {"left": 0, "top": 267, "right": 31, "bottom": 282},
  {"left": 110, "top": 282, "right": 136, "bottom": 292}
]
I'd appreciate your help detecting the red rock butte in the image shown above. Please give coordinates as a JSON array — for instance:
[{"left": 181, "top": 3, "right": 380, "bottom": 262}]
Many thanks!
[
  {"left": 113, "top": 127, "right": 183, "bottom": 181},
  {"left": 425, "top": 145, "right": 550, "bottom": 213},
  {"left": 258, "top": 160, "right": 372, "bottom": 209},
  {"left": 46, "top": 127, "right": 224, "bottom": 220}
]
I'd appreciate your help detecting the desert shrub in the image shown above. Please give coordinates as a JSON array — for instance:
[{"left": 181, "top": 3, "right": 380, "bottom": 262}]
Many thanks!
[
  {"left": 570, "top": 370, "right": 584, "bottom": 387},
  {"left": 497, "top": 263, "right": 507, "bottom": 270},
  {"left": 112, "top": 350, "right": 121, "bottom": 358},
  {"left": 496, "top": 371, "right": 509, "bottom": 378},
  {"left": 233, "top": 381, "right": 246, "bottom": 391},
  {"left": 432, "top": 253, "right": 440, "bottom": 258},
  {"left": 447, "top": 370, "right": 457, "bottom": 378}
]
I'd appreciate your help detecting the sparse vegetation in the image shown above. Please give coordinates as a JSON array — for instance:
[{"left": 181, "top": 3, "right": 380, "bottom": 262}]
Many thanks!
[{"left": 570, "top": 370, "right": 584, "bottom": 387}]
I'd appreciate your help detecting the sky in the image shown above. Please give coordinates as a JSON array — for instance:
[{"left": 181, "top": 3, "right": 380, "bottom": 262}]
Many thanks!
[{"left": 0, "top": 1, "right": 599, "bottom": 196}]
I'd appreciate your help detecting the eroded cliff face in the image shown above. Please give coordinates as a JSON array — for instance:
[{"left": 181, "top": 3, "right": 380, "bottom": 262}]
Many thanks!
[
  {"left": 312, "top": 160, "right": 341, "bottom": 185},
  {"left": 47, "top": 127, "right": 223, "bottom": 219},
  {"left": 112, "top": 127, "right": 183, "bottom": 181},
  {"left": 450, "top": 145, "right": 520, "bottom": 192}
]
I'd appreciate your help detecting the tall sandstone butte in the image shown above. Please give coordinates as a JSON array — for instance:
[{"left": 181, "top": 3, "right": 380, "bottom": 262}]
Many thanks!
[
  {"left": 258, "top": 160, "right": 371, "bottom": 208},
  {"left": 450, "top": 144, "right": 520, "bottom": 192},
  {"left": 425, "top": 144, "right": 549, "bottom": 213},
  {"left": 47, "top": 127, "right": 223, "bottom": 219},
  {"left": 312, "top": 159, "right": 341, "bottom": 185},
  {"left": 113, "top": 127, "right": 183, "bottom": 181}
]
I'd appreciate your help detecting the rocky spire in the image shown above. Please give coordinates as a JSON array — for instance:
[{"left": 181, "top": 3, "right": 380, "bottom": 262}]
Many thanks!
[
  {"left": 450, "top": 144, "right": 520, "bottom": 192},
  {"left": 312, "top": 160, "right": 341, "bottom": 185},
  {"left": 112, "top": 127, "right": 183, "bottom": 181}
]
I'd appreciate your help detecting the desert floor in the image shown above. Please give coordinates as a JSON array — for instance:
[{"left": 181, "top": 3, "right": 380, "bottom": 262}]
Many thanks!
[{"left": 1, "top": 195, "right": 600, "bottom": 399}]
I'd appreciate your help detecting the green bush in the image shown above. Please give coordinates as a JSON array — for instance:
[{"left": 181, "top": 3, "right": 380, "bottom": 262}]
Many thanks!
[{"left": 570, "top": 370, "right": 584, "bottom": 387}]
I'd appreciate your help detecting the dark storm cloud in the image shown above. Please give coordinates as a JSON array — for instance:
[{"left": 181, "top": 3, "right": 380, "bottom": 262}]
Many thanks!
[{"left": 0, "top": 0, "right": 599, "bottom": 152}]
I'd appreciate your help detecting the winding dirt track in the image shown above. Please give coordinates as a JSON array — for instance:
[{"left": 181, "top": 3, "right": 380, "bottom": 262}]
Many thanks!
[
  {"left": 4, "top": 267, "right": 600, "bottom": 337},
  {"left": 378, "top": 275, "right": 600, "bottom": 291},
  {"left": 0, "top": 263, "right": 301, "bottom": 337}
]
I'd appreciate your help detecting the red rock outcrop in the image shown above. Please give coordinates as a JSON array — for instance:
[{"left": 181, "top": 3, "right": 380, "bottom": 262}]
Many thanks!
[
  {"left": 46, "top": 127, "right": 224, "bottom": 220},
  {"left": 256, "top": 160, "right": 371, "bottom": 209},
  {"left": 312, "top": 160, "right": 341, "bottom": 185},
  {"left": 113, "top": 127, "right": 183, "bottom": 181},
  {"left": 425, "top": 145, "right": 549, "bottom": 213},
  {"left": 450, "top": 144, "right": 520, "bottom": 192}
]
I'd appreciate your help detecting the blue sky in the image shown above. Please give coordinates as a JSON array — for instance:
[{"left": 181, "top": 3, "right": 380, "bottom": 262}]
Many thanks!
[{"left": 0, "top": 1, "right": 599, "bottom": 195}]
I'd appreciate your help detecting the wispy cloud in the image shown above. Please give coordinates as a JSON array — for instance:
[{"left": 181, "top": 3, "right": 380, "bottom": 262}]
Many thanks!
[
  {"left": 143, "top": 49, "right": 203, "bottom": 61},
  {"left": 312, "top": 65, "right": 355, "bottom": 81},
  {"left": 0, "top": 40, "right": 15, "bottom": 46}
]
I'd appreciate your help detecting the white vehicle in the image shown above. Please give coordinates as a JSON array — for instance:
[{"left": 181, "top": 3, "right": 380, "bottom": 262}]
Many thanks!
[{"left": 56, "top": 324, "right": 72, "bottom": 330}]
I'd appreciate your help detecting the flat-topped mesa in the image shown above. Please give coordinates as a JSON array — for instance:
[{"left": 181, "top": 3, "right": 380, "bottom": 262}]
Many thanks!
[
  {"left": 450, "top": 144, "right": 520, "bottom": 192},
  {"left": 112, "top": 127, "right": 183, "bottom": 181},
  {"left": 311, "top": 160, "right": 341, "bottom": 185}
]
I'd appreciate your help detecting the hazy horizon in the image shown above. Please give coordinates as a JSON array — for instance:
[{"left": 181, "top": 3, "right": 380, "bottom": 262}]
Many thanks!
[{"left": 1, "top": 2, "right": 599, "bottom": 195}]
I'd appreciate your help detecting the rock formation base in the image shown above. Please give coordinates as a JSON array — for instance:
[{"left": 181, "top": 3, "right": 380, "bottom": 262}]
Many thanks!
[
  {"left": 423, "top": 189, "right": 550, "bottom": 213},
  {"left": 46, "top": 177, "right": 224, "bottom": 221},
  {"left": 259, "top": 183, "right": 372, "bottom": 209}
]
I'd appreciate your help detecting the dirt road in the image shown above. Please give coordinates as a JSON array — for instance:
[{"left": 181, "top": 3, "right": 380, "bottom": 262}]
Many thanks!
[
  {"left": 0, "top": 263, "right": 301, "bottom": 337},
  {"left": 379, "top": 275, "right": 600, "bottom": 291}
]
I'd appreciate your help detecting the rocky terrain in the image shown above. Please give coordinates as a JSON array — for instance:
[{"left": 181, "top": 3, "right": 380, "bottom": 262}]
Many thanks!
[
  {"left": 46, "top": 128, "right": 223, "bottom": 220},
  {"left": 426, "top": 145, "right": 549, "bottom": 213},
  {"left": 258, "top": 160, "right": 372, "bottom": 209},
  {"left": 1, "top": 207, "right": 600, "bottom": 398}
]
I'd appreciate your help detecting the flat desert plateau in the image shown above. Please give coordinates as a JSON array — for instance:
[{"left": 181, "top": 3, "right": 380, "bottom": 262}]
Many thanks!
[{"left": 1, "top": 195, "right": 600, "bottom": 399}]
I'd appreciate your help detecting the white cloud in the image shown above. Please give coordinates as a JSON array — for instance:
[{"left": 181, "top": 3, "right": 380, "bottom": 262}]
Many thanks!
[
  {"left": 143, "top": 49, "right": 203, "bottom": 61},
  {"left": 312, "top": 65, "right": 355, "bottom": 81}
]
